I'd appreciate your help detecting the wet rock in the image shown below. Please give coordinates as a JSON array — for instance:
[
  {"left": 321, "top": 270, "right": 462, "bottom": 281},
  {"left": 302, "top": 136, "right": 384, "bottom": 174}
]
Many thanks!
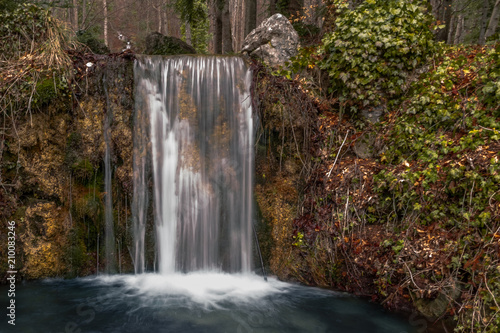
[
  {"left": 412, "top": 282, "right": 461, "bottom": 319},
  {"left": 21, "top": 202, "right": 69, "bottom": 279},
  {"left": 241, "top": 13, "right": 299, "bottom": 67}
]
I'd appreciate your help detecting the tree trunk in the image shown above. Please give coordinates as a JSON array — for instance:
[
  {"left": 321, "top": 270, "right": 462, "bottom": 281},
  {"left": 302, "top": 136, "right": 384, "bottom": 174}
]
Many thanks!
[
  {"left": 436, "top": 0, "right": 453, "bottom": 42},
  {"left": 73, "top": 0, "right": 79, "bottom": 31},
  {"left": 269, "top": 0, "right": 277, "bottom": 15},
  {"left": 157, "top": 4, "right": 162, "bottom": 33},
  {"left": 213, "top": 0, "right": 223, "bottom": 53},
  {"left": 82, "top": 0, "right": 87, "bottom": 29},
  {"left": 429, "top": 0, "right": 441, "bottom": 19},
  {"left": 244, "top": 0, "right": 257, "bottom": 36},
  {"left": 447, "top": 14, "right": 456, "bottom": 44},
  {"left": 162, "top": 2, "right": 169, "bottom": 35},
  {"left": 222, "top": 0, "right": 233, "bottom": 53},
  {"left": 185, "top": 20, "right": 192, "bottom": 45},
  {"left": 485, "top": 0, "right": 500, "bottom": 40},
  {"left": 479, "top": 0, "right": 490, "bottom": 44},
  {"left": 453, "top": 15, "right": 464, "bottom": 45},
  {"left": 103, "top": 0, "right": 109, "bottom": 47}
]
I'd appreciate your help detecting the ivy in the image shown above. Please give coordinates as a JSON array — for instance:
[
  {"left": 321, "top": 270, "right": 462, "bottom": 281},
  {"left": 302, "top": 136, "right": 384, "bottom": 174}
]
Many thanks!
[
  {"left": 319, "top": 0, "right": 438, "bottom": 112},
  {"left": 370, "top": 44, "right": 499, "bottom": 333}
]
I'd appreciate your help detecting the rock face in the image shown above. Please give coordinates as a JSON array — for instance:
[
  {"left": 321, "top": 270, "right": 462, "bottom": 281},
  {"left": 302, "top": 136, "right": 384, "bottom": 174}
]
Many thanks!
[
  {"left": 241, "top": 13, "right": 299, "bottom": 67},
  {"left": 0, "top": 55, "right": 136, "bottom": 279},
  {"left": 144, "top": 32, "right": 196, "bottom": 55}
]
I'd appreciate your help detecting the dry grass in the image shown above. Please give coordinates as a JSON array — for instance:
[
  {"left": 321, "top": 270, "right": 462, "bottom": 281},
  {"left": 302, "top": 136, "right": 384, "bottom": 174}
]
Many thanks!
[{"left": 0, "top": 6, "right": 76, "bottom": 120}]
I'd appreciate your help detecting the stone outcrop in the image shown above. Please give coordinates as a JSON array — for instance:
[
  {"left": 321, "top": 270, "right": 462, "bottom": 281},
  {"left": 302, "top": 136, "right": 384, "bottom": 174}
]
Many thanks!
[
  {"left": 0, "top": 54, "right": 136, "bottom": 279},
  {"left": 241, "top": 13, "right": 299, "bottom": 67},
  {"left": 144, "top": 32, "right": 196, "bottom": 55}
]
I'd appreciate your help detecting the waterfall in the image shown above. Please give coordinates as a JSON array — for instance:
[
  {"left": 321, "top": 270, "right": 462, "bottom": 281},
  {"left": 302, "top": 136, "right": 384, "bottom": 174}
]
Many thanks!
[{"left": 133, "top": 55, "right": 254, "bottom": 274}]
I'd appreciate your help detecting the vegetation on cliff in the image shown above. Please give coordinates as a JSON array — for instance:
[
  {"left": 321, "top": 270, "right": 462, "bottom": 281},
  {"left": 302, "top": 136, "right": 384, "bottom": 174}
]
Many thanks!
[
  {"left": 0, "top": 3, "right": 135, "bottom": 278},
  {"left": 256, "top": 1, "right": 499, "bottom": 332}
]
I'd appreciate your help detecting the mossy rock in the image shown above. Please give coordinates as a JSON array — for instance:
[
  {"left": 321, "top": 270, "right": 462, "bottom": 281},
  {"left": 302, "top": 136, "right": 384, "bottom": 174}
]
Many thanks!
[
  {"left": 77, "top": 30, "right": 110, "bottom": 54},
  {"left": 71, "top": 159, "right": 94, "bottom": 184},
  {"left": 144, "top": 32, "right": 196, "bottom": 55},
  {"left": 34, "top": 78, "right": 57, "bottom": 107},
  {"left": 411, "top": 282, "right": 461, "bottom": 319}
]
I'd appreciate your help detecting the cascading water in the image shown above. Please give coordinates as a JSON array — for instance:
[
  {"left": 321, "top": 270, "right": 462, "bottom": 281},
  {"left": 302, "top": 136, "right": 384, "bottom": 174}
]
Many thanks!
[{"left": 133, "top": 55, "right": 254, "bottom": 274}]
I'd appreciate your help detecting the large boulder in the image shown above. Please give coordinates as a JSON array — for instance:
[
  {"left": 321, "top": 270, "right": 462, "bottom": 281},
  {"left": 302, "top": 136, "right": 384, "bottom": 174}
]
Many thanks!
[
  {"left": 144, "top": 32, "right": 196, "bottom": 55},
  {"left": 241, "top": 13, "right": 299, "bottom": 67}
]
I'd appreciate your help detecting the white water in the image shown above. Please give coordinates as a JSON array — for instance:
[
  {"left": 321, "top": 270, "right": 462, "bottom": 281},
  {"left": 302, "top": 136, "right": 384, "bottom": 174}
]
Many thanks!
[
  {"left": 133, "top": 55, "right": 254, "bottom": 274},
  {"left": 87, "top": 273, "right": 288, "bottom": 308}
]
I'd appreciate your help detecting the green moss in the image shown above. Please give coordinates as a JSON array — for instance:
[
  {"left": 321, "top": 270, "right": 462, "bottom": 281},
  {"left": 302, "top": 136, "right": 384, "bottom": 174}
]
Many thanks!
[
  {"left": 71, "top": 159, "right": 94, "bottom": 184},
  {"left": 144, "top": 32, "right": 196, "bottom": 55},
  {"left": 65, "top": 228, "right": 90, "bottom": 277},
  {"left": 76, "top": 29, "right": 109, "bottom": 54},
  {"left": 34, "top": 78, "right": 58, "bottom": 107},
  {"left": 72, "top": 193, "right": 103, "bottom": 225}
]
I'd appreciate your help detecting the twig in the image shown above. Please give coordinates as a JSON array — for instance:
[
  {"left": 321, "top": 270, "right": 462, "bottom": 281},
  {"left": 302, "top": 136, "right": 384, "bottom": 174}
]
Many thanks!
[
  {"left": 327, "top": 130, "right": 349, "bottom": 178},
  {"left": 404, "top": 261, "right": 423, "bottom": 290}
]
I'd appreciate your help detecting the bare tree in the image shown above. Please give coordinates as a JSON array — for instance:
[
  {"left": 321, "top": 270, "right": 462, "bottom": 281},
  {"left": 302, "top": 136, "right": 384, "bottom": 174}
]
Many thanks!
[
  {"left": 479, "top": 0, "right": 490, "bottom": 44},
  {"left": 453, "top": 15, "right": 465, "bottom": 44},
  {"left": 212, "top": 0, "right": 233, "bottom": 53},
  {"left": 245, "top": 0, "right": 257, "bottom": 36},
  {"left": 103, "top": 0, "right": 109, "bottom": 47},
  {"left": 222, "top": 0, "right": 233, "bottom": 53},
  {"left": 485, "top": 0, "right": 500, "bottom": 40},
  {"left": 212, "top": 0, "right": 223, "bottom": 53},
  {"left": 73, "top": 0, "right": 79, "bottom": 31}
]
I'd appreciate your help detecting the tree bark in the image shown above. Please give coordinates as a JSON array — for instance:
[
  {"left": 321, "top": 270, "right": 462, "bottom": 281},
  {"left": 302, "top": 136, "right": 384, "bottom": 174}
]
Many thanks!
[
  {"left": 485, "top": 0, "right": 500, "bottom": 40},
  {"left": 447, "top": 14, "right": 456, "bottom": 44},
  {"left": 73, "top": 0, "right": 79, "bottom": 31},
  {"left": 479, "top": 0, "right": 490, "bottom": 44},
  {"left": 213, "top": 0, "right": 223, "bottom": 53},
  {"left": 222, "top": 0, "right": 233, "bottom": 53},
  {"left": 429, "top": 0, "right": 441, "bottom": 18},
  {"left": 82, "top": 0, "right": 87, "bottom": 29},
  {"left": 269, "top": 0, "right": 277, "bottom": 15},
  {"left": 244, "top": 0, "right": 257, "bottom": 36},
  {"left": 453, "top": 15, "right": 464, "bottom": 45},
  {"left": 435, "top": 0, "right": 453, "bottom": 42},
  {"left": 103, "top": 0, "right": 109, "bottom": 47},
  {"left": 162, "top": 1, "right": 169, "bottom": 35},
  {"left": 185, "top": 20, "right": 192, "bottom": 45}
]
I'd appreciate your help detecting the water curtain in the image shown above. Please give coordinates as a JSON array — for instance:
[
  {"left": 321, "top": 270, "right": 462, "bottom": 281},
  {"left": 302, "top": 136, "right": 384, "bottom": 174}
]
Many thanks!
[{"left": 133, "top": 55, "right": 254, "bottom": 274}]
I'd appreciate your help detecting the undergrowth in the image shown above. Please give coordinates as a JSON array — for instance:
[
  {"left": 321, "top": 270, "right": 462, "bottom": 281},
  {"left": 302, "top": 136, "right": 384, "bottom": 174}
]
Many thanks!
[
  {"left": 278, "top": 2, "right": 499, "bottom": 331},
  {"left": 0, "top": 3, "right": 75, "bottom": 122}
]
